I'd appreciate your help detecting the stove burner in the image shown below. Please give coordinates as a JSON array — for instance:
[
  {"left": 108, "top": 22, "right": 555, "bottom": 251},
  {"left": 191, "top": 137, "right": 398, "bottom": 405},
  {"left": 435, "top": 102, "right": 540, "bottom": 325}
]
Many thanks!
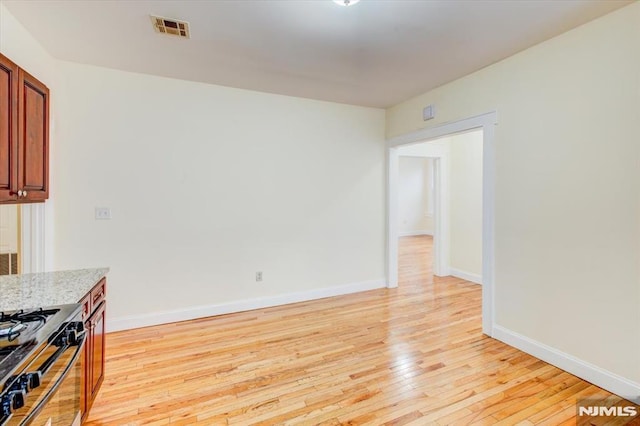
[
  {"left": 0, "top": 308, "right": 60, "bottom": 341},
  {"left": 0, "top": 322, "right": 26, "bottom": 338}
]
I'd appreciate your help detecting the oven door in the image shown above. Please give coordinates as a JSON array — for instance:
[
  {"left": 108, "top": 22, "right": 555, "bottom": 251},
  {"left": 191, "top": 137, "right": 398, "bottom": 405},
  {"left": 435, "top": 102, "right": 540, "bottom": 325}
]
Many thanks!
[{"left": 4, "top": 323, "right": 85, "bottom": 426}]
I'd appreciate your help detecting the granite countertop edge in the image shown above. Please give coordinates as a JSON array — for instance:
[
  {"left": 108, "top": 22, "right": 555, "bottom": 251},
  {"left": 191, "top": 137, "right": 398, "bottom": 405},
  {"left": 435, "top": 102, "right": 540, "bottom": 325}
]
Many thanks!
[{"left": 0, "top": 268, "right": 110, "bottom": 312}]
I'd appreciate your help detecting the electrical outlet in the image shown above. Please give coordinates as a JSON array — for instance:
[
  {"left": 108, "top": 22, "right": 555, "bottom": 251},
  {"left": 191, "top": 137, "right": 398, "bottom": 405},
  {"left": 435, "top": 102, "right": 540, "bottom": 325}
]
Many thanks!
[
  {"left": 256, "top": 272, "right": 263, "bottom": 282},
  {"left": 95, "top": 207, "right": 111, "bottom": 220}
]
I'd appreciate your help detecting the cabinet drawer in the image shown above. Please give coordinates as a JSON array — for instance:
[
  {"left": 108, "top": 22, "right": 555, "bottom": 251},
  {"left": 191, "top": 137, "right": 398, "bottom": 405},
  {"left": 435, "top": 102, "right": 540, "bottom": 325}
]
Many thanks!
[{"left": 91, "top": 278, "right": 106, "bottom": 309}]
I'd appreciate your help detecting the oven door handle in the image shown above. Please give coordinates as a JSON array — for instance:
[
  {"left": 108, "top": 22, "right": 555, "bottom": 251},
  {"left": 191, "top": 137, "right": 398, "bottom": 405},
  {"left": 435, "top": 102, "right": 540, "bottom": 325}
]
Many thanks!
[
  {"left": 19, "top": 332, "right": 86, "bottom": 425},
  {"left": 37, "top": 345, "right": 67, "bottom": 378},
  {"left": 37, "top": 325, "right": 85, "bottom": 376}
]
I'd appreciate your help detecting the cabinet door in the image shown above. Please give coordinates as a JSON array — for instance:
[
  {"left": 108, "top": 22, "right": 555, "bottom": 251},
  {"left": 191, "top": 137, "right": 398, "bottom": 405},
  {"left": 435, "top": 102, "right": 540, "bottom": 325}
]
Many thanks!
[
  {"left": 17, "top": 69, "right": 48, "bottom": 202},
  {"left": 89, "top": 301, "right": 106, "bottom": 404},
  {"left": 0, "top": 54, "right": 18, "bottom": 202}
]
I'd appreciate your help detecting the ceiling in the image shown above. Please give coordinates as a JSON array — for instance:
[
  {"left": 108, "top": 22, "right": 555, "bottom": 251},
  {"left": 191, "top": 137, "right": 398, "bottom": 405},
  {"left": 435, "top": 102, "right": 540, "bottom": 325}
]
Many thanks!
[{"left": 2, "top": 0, "right": 631, "bottom": 108}]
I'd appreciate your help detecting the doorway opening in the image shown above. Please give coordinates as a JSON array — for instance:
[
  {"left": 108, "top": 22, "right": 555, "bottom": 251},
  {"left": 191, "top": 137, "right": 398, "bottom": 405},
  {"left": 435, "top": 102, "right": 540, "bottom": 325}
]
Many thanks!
[
  {"left": 397, "top": 130, "right": 483, "bottom": 283},
  {"left": 387, "top": 112, "right": 496, "bottom": 335}
]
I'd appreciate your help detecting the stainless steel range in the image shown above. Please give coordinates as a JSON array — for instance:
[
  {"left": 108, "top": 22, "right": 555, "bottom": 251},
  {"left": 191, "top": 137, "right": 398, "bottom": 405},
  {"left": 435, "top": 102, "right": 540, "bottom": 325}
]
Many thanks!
[{"left": 0, "top": 304, "right": 84, "bottom": 425}]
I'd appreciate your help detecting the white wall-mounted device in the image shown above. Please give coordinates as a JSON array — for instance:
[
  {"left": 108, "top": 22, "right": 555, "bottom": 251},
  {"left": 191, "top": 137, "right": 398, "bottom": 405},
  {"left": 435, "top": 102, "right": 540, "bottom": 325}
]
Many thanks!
[{"left": 423, "top": 105, "right": 435, "bottom": 121}]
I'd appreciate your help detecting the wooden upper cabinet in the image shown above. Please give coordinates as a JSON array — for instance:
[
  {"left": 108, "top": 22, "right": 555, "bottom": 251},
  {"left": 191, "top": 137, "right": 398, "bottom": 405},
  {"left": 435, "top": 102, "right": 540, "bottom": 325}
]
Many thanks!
[
  {"left": 18, "top": 69, "right": 49, "bottom": 201},
  {"left": 0, "top": 52, "right": 49, "bottom": 204}
]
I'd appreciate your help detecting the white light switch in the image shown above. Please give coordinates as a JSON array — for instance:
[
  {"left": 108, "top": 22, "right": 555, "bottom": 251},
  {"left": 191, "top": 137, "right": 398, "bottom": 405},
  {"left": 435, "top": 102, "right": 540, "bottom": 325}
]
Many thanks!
[{"left": 95, "top": 207, "right": 111, "bottom": 220}]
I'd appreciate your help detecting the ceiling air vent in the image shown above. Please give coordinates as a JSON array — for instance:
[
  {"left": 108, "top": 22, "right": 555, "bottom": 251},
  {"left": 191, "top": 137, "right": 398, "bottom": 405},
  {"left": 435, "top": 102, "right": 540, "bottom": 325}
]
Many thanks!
[{"left": 150, "top": 15, "right": 190, "bottom": 39}]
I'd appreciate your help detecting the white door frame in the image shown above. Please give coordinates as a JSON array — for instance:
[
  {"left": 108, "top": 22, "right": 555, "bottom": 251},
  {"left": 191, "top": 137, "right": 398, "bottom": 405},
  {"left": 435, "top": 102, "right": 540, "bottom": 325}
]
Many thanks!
[
  {"left": 431, "top": 156, "right": 449, "bottom": 277},
  {"left": 20, "top": 203, "right": 46, "bottom": 273},
  {"left": 386, "top": 111, "right": 497, "bottom": 336}
]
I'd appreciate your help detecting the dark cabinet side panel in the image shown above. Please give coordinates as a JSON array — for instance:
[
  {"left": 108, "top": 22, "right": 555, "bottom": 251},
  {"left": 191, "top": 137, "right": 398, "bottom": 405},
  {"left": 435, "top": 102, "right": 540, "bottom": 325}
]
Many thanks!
[{"left": 0, "top": 55, "right": 18, "bottom": 202}]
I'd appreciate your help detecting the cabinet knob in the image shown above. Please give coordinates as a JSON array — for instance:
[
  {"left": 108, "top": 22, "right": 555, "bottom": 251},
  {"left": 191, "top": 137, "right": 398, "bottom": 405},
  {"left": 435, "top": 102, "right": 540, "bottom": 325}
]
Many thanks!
[
  {"left": 17, "top": 190, "right": 23, "bottom": 197},
  {"left": 22, "top": 191, "right": 27, "bottom": 198}
]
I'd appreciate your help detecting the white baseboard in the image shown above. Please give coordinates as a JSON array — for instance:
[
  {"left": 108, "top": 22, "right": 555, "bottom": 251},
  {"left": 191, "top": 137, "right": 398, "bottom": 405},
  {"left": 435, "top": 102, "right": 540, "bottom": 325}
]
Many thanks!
[
  {"left": 108, "top": 278, "right": 386, "bottom": 333},
  {"left": 492, "top": 325, "right": 640, "bottom": 404},
  {"left": 449, "top": 267, "right": 482, "bottom": 285},
  {"left": 398, "top": 230, "right": 433, "bottom": 237}
]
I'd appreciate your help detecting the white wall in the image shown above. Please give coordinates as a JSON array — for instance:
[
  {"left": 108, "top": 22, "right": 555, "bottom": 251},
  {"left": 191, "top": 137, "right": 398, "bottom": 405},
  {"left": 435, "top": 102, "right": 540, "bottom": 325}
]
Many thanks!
[
  {"left": 398, "top": 157, "right": 433, "bottom": 236},
  {"left": 50, "top": 61, "right": 386, "bottom": 328},
  {"left": 387, "top": 2, "right": 640, "bottom": 397},
  {"left": 449, "top": 131, "right": 482, "bottom": 280},
  {"left": 0, "top": 3, "right": 56, "bottom": 83},
  {"left": 2, "top": 0, "right": 386, "bottom": 329}
]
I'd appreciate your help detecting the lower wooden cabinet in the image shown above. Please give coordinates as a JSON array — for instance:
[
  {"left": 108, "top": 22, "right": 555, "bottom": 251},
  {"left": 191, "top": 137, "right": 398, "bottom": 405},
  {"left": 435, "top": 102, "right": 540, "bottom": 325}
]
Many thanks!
[{"left": 80, "top": 278, "right": 106, "bottom": 422}]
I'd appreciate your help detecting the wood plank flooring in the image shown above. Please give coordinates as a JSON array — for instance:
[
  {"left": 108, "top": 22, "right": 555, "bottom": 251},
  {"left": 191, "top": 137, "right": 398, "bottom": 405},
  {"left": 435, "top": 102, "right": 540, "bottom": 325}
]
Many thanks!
[{"left": 86, "top": 236, "right": 634, "bottom": 425}]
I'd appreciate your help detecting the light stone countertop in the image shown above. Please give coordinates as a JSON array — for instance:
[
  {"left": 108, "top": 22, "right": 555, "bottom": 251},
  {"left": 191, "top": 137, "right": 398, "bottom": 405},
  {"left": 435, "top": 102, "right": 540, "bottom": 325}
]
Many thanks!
[{"left": 0, "top": 268, "right": 109, "bottom": 312}]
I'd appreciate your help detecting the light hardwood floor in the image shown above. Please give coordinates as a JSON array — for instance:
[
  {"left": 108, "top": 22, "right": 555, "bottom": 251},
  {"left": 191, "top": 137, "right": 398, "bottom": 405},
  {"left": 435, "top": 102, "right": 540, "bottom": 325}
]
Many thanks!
[{"left": 86, "top": 236, "right": 634, "bottom": 425}]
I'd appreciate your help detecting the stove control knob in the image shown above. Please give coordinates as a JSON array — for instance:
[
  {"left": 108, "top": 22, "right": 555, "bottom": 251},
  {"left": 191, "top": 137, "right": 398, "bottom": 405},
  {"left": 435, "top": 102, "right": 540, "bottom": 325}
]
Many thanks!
[
  {"left": 5, "top": 374, "right": 27, "bottom": 393},
  {"left": 9, "top": 390, "right": 24, "bottom": 410},
  {"left": 1, "top": 389, "right": 25, "bottom": 415},
  {"left": 72, "top": 321, "right": 85, "bottom": 334},
  {"left": 22, "top": 372, "right": 41, "bottom": 391},
  {"left": 66, "top": 329, "right": 78, "bottom": 346},
  {"left": 18, "top": 374, "right": 32, "bottom": 392}
]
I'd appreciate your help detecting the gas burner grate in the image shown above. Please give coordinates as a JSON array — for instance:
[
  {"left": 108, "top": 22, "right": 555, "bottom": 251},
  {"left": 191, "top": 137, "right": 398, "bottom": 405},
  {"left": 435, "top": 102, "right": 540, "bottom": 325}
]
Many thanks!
[
  {"left": 0, "top": 308, "right": 60, "bottom": 340},
  {"left": 0, "top": 308, "right": 59, "bottom": 323}
]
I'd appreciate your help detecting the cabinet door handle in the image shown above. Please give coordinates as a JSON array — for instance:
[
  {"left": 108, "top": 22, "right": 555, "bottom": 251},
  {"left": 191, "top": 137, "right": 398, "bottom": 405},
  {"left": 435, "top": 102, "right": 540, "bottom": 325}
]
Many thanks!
[
  {"left": 22, "top": 191, "right": 27, "bottom": 198},
  {"left": 17, "top": 190, "right": 23, "bottom": 197}
]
